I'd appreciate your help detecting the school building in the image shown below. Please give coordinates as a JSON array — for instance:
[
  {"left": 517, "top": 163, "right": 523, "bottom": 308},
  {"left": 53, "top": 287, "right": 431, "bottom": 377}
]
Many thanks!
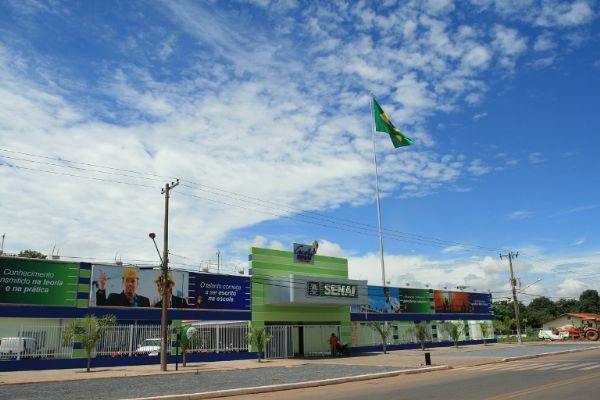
[{"left": 0, "top": 244, "right": 495, "bottom": 371}]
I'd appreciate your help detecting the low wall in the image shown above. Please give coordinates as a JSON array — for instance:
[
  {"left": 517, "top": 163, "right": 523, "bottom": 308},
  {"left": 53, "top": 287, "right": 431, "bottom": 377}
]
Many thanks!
[{"left": 0, "top": 339, "right": 496, "bottom": 372}]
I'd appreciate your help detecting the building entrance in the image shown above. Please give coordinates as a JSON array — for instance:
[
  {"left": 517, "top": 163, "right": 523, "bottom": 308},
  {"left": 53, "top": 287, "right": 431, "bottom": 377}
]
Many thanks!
[{"left": 264, "top": 323, "right": 340, "bottom": 359}]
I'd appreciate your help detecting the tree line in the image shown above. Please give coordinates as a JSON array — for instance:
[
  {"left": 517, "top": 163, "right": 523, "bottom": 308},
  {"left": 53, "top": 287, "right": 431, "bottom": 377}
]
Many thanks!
[{"left": 493, "top": 289, "right": 600, "bottom": 332}]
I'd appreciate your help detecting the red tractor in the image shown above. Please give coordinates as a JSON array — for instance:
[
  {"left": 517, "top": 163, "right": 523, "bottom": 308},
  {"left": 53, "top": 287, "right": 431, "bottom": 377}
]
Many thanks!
[
  {"left": 556, "top": 317, "right": 600, "bottom": 341},
  {"left": 581, "top": 318, "right": 600, "bottom": 341}
]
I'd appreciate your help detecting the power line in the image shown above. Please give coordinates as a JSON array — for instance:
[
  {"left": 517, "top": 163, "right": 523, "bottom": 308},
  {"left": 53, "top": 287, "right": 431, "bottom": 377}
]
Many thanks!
[
  {"left": 1, "top": 147, "right": 515, "bottom": 257},
  {"left": 0, "top": 148, "right": 176, "bottom": 180},
  {"left": 8, "top": 164, "right": 158, "bottom": 189}
]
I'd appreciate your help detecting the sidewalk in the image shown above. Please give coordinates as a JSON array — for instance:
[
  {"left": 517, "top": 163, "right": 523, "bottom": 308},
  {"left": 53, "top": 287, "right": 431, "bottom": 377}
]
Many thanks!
[{"left": 3, "top": 342, "right": 596, "bottom": 386}]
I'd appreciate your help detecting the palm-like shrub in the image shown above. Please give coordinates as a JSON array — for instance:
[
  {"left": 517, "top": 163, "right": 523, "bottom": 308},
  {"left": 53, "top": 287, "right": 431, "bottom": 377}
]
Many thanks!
[
  {"left": 367, "top": 322, "right": 393, "bottom": 354},
  {"left": 409, "top": 321, "right": 431, "bottom": 350},
  {"left": 442, "top": 321, "right": 463, "bottom": 348},
  {"left": 247, "top": 327, "right": 272, "bottom": 362},
  {"left": 63, "top": 314, "right": 116, "bottom": 372}
]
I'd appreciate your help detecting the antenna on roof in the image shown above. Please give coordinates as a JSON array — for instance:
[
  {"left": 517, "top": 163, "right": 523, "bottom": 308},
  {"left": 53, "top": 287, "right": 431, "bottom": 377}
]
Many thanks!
[{"left": 51, "top": 245, "right": 60, "bottom": 260}]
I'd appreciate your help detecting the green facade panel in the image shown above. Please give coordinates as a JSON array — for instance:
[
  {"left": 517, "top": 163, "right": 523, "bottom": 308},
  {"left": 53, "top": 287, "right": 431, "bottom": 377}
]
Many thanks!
[{"left": 250, "top": 246, "right": 351, "bottom": 348}]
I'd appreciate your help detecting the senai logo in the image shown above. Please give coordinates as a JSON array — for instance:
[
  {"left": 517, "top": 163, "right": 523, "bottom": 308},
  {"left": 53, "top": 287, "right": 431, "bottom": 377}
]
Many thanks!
[{"left": 307, "top": 281, "right": 357, "bottom": 298}]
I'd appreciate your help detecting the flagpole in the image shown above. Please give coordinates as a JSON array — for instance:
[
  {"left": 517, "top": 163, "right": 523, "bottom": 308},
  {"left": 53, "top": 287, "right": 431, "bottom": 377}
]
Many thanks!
[{"left": 369, "top": 95, "right": 387, "bottom": 287}]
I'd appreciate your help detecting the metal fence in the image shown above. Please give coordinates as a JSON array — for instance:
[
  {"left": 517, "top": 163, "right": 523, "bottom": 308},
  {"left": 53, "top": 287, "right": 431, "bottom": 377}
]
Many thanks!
[
  {"left": 265, "top": 325, "right": 294, "bottom": 359},
  {"left": 187, "top": 322, "right": 250, "bottom": 354},
  {"left": 0, "top": 324, "right": 73, "bottom": 360},
  {"left": 97, "top": 324, "right": 163, "bottom": 357},
  {"left": 1, "top": 321, "right": 251, "bottom": 360},
  {"left": 1, "top": 320, "right": 498, "bottom": 362}
]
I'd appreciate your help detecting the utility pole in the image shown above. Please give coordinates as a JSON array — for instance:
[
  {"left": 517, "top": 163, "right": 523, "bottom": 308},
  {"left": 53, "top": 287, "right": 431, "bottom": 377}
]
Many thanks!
[
  {"left": 160, "top": 179, "right": 179, "bottom": 371},
  {"left": 500, "top": 251, "right": 522, "bottom": 344},
  {"left": 216, "top": 250, "right": 220, "bottom": 274}
]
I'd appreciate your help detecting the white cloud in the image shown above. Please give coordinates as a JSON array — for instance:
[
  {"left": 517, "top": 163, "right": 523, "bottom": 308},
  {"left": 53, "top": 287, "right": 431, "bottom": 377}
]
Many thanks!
[
  {"left": 535, "top": 1, "right": 594, "bottom": 27},
  {"left": 492, "top": 24, "right": 528, "bottom": 69},
  {"left": 556, "top": 278, "right": 588, "bottom": 298},
  {"left": 467, "top": 159, "right": 492, "bottom": 176},
  {"left": 533, "top": 33, "right": 556, "bottom": 51},
  {"left": 442, "top": 245, "right": 468, "bottom": 253},
  {"left": 0, "top": 1, "right": 597, "bottom": 277},
  {"left": 315, "top": 240, "right": 347, "bottom": 258},
  {"left": 473, "top": 112, "right": 488, "bottom": 120},
  {"left": 528, "top": 152, "right": 544, "bottom": 164},
  {"left": 508, "top": 210, "right": 532, "bottom": 220},
  {"left": 348, "top": 251, "right": 509, "bottom": 293}
]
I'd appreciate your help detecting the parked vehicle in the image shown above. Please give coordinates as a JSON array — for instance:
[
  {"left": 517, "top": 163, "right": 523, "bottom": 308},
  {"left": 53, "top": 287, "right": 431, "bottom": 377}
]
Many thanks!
[
  {"left": 553, "top": 317, "right": 600, "bottom": 341},
  {"left": 0, "top": 337, "right": 38, "bottom": 360},
  {"left": 581, "top": 318, "right": 599, "bottom": 341},
  {"left": 134, "top": 338, "right": 163, "bottom": 356},
  {"left": 538, "top": 329, "right": 569, "bottom": 341}
]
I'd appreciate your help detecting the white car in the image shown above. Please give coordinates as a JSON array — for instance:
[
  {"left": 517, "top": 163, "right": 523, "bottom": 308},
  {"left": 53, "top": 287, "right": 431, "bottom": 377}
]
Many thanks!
[
  {"left": 134, "top": 338, "right": 164, "bottom": 356},
  {"left": 0, "top": 337, "right": 38, "bottom": 360}
]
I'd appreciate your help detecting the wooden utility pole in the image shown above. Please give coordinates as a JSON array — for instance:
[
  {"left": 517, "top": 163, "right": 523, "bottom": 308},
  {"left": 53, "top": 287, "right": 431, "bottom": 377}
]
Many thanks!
[
  {"left": 500, "top": 251, "right": 522, "bottom": 344},
  {"left": 160, "top": 179, "right": 179, "bottom": 371}
]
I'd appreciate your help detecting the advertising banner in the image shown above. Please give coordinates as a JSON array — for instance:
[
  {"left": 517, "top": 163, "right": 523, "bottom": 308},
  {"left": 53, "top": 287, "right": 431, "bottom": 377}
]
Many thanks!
[
  {"left": 468, "top": 292, "right": 493, "bottom": 314},
  {"left": 0, "top": 258, "right": 79, "bottom": 306},
  {"left": 353, "top": 285, "right": 433, "bottom": 314},
  {"left": 398, "top": 288, "right": 433, "bottom": 313},
  {"left": 353, "top": 284, "right": 492, "bottom": 315},
  {"left": 433, "top": 290, "right": 471, "bottom": 313},
  {"left": 89, "top": 264, "right": 189, "bottom": 308},
  {"left": 188, "top": 272, "right": 250, "bottom": 311}
]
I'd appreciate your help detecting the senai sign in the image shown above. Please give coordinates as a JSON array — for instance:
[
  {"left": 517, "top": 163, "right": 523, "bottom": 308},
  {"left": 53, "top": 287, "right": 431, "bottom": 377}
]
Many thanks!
[{"left": 307, "top": 281, "right": 357, "bottom": 298}]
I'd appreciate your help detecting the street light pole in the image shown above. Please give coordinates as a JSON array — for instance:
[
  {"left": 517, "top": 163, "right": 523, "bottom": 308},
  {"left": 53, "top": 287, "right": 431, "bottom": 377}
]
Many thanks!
[
  {"left": 159, "top": 179, "right": 179, "bottom": 371},
  {"left": 500, "top": 252, "right": 522, "bottom": 344},
  {"left": 519, "top": 278, "right": 542, "bottom": 293}
]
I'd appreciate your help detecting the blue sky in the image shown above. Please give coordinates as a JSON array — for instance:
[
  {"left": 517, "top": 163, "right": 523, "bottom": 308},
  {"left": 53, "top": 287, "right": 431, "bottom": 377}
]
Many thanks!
[{"left": 0, "top": 0, "right": 599, "bottom": 302}]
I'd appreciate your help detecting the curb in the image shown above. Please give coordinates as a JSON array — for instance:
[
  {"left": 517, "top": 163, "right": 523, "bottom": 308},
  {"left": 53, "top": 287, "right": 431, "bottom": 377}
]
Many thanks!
[
  {"left": 500, "top": 346, "right": 600, "bottom": 363},
  {"left": 130, "top": 365, "right": 450, "bottom": 400}
]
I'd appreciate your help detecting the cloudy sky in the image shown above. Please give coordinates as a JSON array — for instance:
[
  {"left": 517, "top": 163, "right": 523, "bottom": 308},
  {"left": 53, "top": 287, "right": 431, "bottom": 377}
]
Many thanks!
[{"left": 1, "top": 0, "right": 599, "bottom": 303}]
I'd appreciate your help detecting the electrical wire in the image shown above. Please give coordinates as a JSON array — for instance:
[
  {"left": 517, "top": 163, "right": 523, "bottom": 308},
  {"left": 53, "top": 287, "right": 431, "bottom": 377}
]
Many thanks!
[{"left": 0, "top": 147, "right": 579, "bottom": 267}]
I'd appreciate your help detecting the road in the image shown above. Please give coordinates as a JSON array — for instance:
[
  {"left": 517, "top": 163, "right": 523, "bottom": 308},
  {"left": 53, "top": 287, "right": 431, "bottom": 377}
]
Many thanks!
[{"left": 222, "top": 349, "right": 600, "bottom": 400}]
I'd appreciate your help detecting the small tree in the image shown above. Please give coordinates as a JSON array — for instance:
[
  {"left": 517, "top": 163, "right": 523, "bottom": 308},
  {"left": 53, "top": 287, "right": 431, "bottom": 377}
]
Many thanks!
[
  {"left": 409, "top": 321, "right": 430, "bottom": 350},
  {"left": 18, "top": 249, "right": 47, "bottom": 259},
  {"left": 367, "top": 322, "right": 393, "bottom": 354},
  {"left": 479, "top": 321, "right": 493, "bottom": 345},
  {"left": 442, "top": 321, "right": 463, "bottom": 348},
  {"left": 63, "top": 314, "right": 116, "bottom": 372},
  {"left": 495, "top": 317, "right": 515, "bottom": 342},
  {"left": 247, "top": 326, "right": 272, "bottom": 362}
]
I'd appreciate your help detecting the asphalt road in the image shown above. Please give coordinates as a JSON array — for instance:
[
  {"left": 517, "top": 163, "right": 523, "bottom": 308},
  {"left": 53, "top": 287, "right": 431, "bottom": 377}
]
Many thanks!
[
  {"left": 226, "top": 349, "right": 600, "bottom": 400},
  {"left": 1, "top": 344, "right": 598, "bottom": 400},
  {"left": 0, "top": 364, "right": 406, "bottom": 400}
]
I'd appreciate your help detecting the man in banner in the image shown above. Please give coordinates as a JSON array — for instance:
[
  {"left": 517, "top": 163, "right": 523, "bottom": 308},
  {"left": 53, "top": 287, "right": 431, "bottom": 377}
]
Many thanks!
[
  {"left": 372, "top": 97, "right": 413, "bottom": 147},
  {"left": 96, "top": 267, "right": 150, "bottom": 307},
  {"left": 154, "top": 271, "right": 188, "bottom": 308},
  {"left": 383, "top": 286, "right": 401, "bottom": 313}
]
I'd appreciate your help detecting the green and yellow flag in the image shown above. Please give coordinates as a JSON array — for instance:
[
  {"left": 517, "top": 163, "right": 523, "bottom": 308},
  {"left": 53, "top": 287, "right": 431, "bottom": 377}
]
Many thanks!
[{"left": 372, "top": 97, "right": 413, "bottom": 148}]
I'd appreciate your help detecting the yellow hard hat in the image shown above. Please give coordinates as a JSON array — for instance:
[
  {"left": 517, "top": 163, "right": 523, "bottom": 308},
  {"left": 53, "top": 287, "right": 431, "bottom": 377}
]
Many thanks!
[
  {"left": 155, "top": 271, "right": 174, "bottom": 284},
  {"left": 122, "top": 267, "right": 139, "bottom": 280}
]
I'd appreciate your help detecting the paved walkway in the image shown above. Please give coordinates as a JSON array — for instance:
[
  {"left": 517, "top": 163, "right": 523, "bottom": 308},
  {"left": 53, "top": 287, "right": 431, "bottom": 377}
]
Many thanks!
[{"left": 1, "top": 342, "right": 598, "bottom": 400}]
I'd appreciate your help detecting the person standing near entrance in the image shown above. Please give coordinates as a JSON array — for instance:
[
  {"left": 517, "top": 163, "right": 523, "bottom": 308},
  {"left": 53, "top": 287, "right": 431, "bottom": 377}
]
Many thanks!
[{"left": 329, "top": 333, "right": 338, "bottom": 357}]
